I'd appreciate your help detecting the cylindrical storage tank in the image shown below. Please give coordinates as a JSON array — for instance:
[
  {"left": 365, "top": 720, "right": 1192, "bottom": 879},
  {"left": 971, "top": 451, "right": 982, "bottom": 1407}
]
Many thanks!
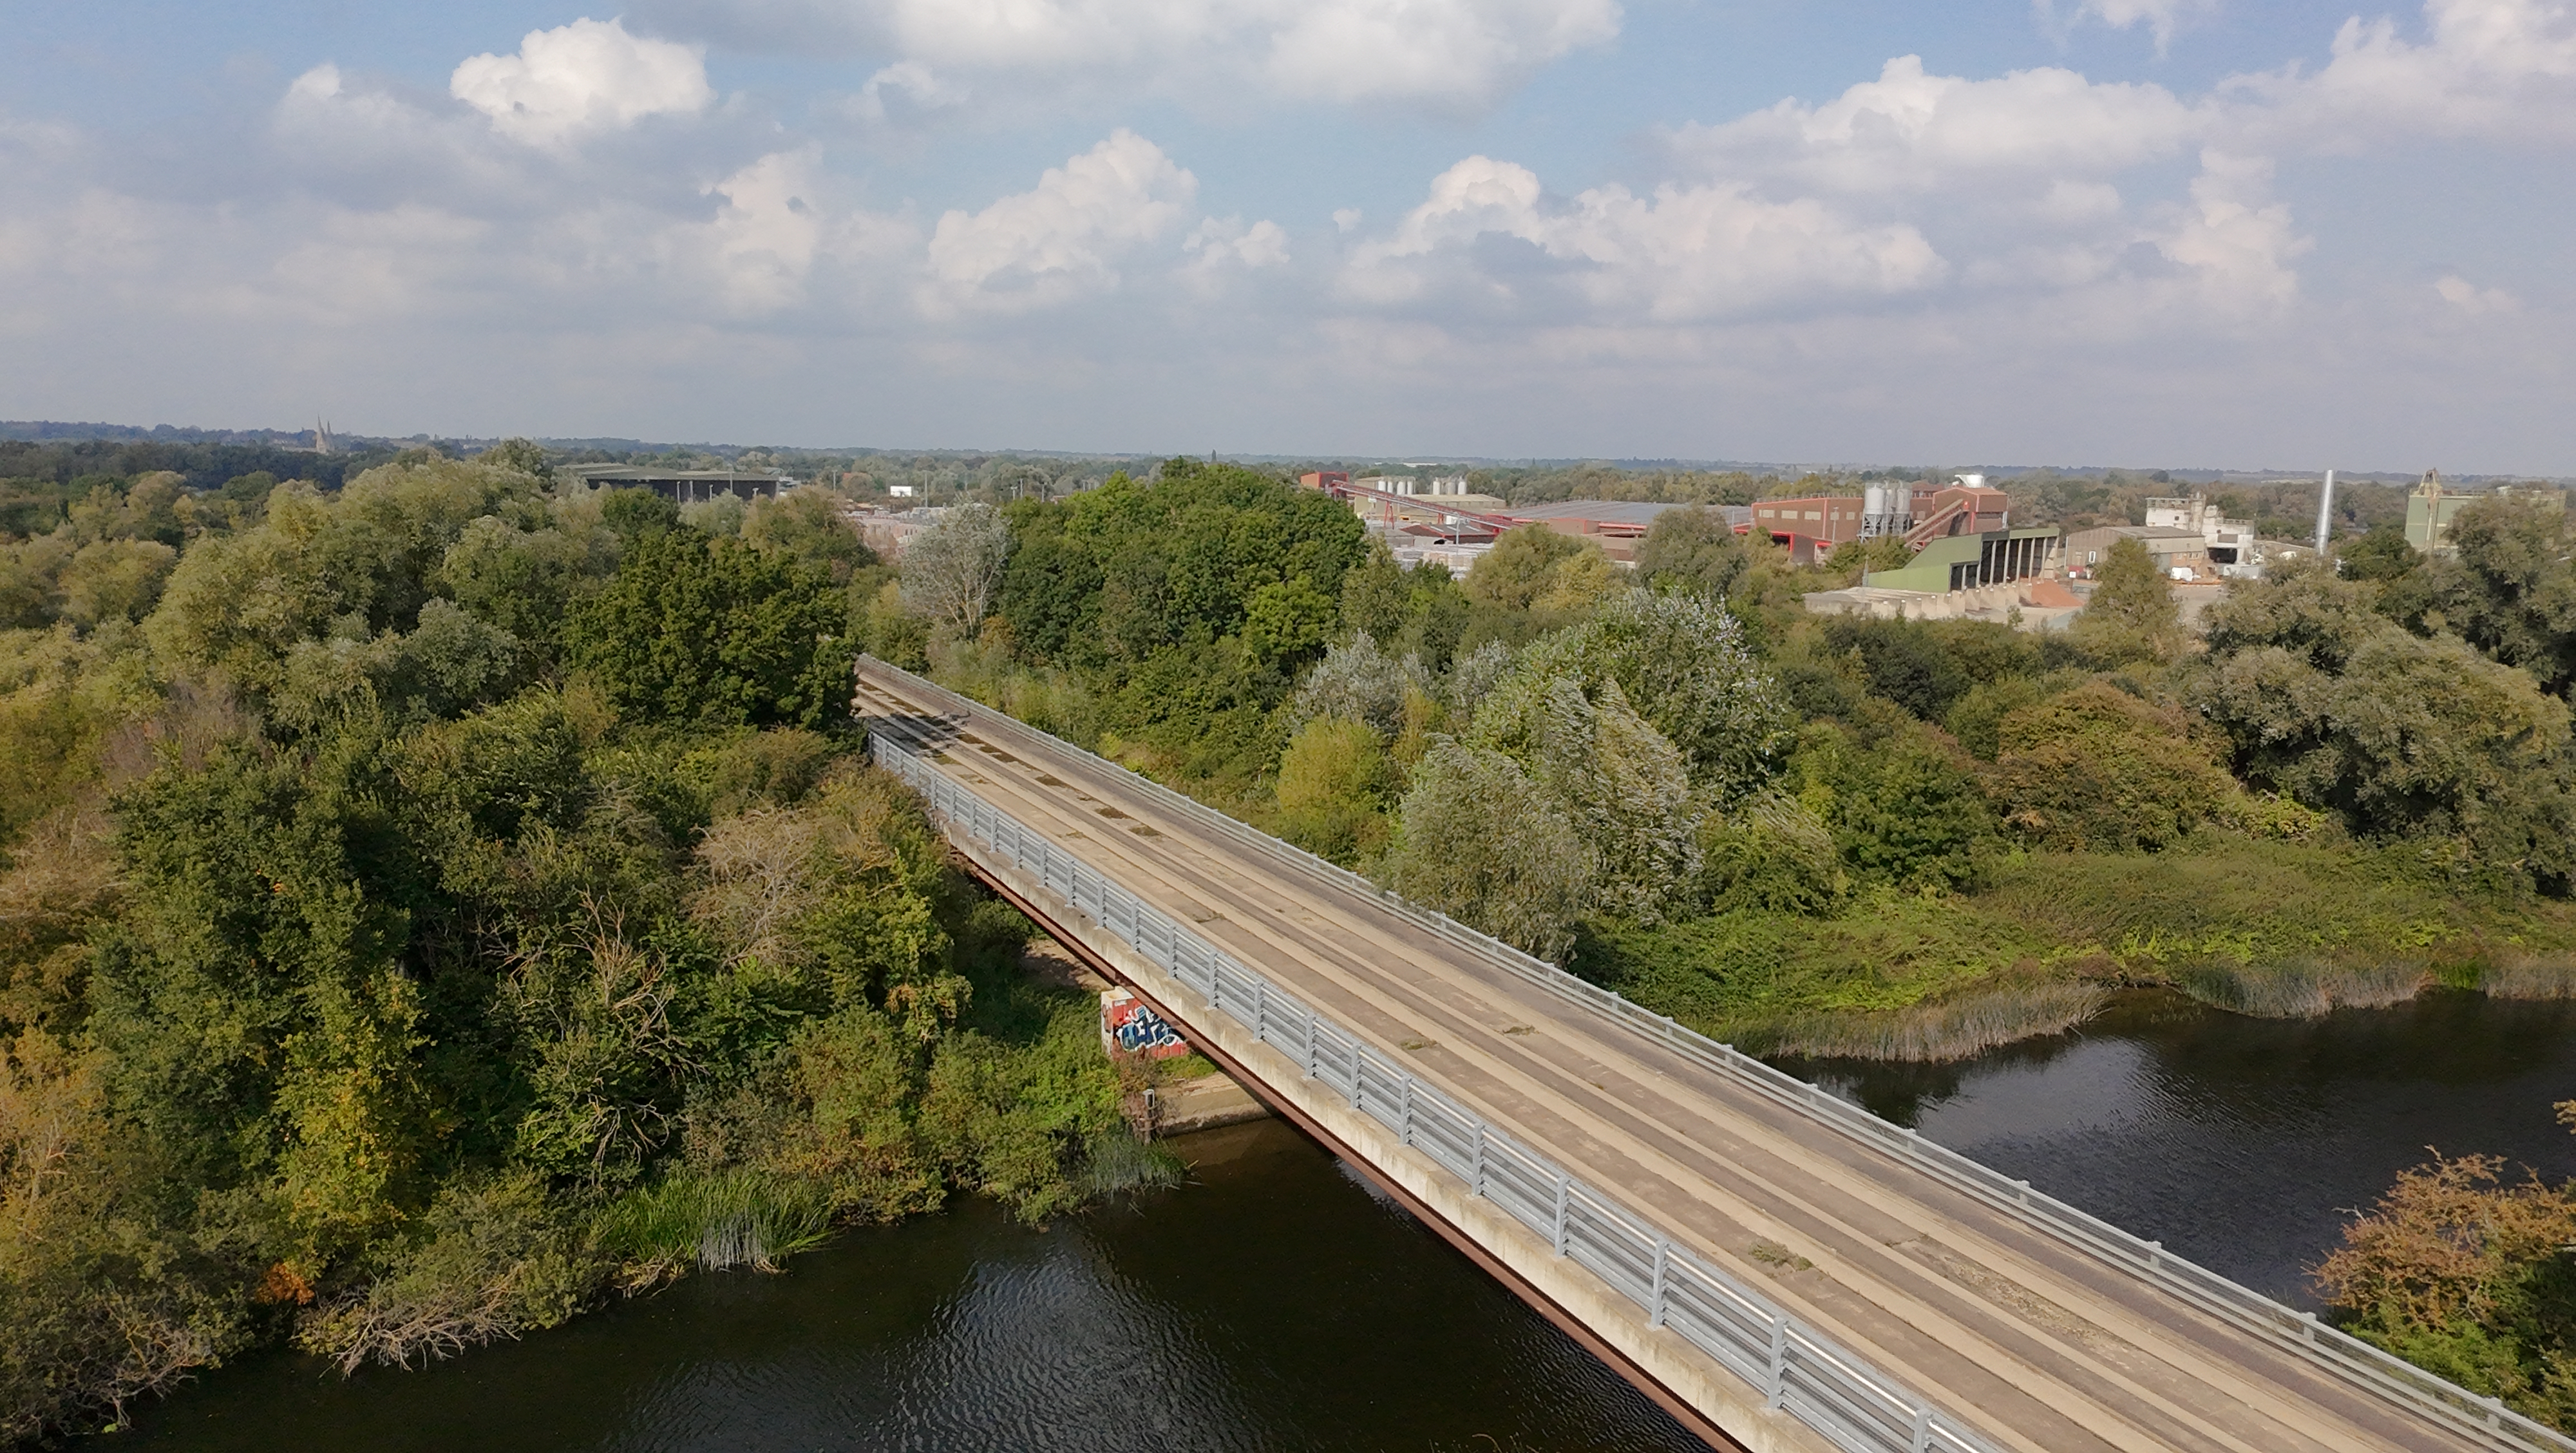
[{"left": 1864, "top": 483, "right": 1888, "bottom": 520}]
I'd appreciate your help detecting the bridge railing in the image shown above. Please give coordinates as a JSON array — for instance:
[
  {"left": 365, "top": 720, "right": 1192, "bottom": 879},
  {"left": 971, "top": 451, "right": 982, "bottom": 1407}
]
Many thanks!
[
  {"left": 860, "top": 660, "right": 2570, "bottom": 1453},
  {"left": 875, "top": 730, "right": 1996, "bottom": 1453}
]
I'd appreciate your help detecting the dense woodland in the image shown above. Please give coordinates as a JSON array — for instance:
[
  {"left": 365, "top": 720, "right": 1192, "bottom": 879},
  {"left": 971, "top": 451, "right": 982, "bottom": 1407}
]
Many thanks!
[
  {"left": 6, "top": 448, "right": 2576, "bottom": 1435},
  {"left": 0, "top": 451, "right": 1160, "bottom": 1440}
]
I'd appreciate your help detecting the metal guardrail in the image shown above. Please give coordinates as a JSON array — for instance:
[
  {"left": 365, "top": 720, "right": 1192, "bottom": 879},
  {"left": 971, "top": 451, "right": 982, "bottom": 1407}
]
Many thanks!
[
  {"left": 874, "top": 730, "right": 1996, "bottom": 1453},
  {"left": 860, "top": 659, "right": 2572, "bottom": 1453}
]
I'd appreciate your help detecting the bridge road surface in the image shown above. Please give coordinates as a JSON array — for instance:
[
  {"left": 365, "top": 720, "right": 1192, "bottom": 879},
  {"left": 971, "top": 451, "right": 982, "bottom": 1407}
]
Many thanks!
[{"left": 854, "top": 660, "right": 2535, "bottom": 1453}]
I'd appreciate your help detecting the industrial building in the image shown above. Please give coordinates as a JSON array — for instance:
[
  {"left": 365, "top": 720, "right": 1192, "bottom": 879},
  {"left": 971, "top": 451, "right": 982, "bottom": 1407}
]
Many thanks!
[
  {"left": 2062, "top": 524, "right": 2215, "bottom": 580},
  {"left": 2404, "top": 470, "right": 2566, "bottom": 555}
]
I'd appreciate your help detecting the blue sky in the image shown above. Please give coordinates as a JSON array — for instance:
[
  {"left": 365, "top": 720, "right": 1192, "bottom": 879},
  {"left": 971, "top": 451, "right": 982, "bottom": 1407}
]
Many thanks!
[{"left": 3, "top": 0, "right": 2569, "bottom": 470}]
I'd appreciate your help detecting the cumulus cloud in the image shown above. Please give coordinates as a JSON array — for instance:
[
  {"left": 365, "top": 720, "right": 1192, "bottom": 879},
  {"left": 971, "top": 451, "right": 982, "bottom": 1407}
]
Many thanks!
[
  {"left": 1341, "top": 156, "right": 1944, "bottom": 325},
  {"left": 1671, "top": 55, "right": 2201, "bottom": 194},
  {"left": 639, "top": 0, "right": 1618, "bottom": 109},
  {"left": 451, "top": 17, "right": 713, "bottom": 144},
  {"left": 2227, "top": 0, "right": 2576, "bottom": 146},
  {"left": 919, "top": 129, "right": 1197, "bottom": 317}
]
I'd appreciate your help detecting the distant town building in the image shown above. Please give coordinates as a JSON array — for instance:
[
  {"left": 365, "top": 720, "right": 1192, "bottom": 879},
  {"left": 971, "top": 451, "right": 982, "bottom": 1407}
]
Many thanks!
[
  {"left": 1749, "top": 495, "right": 1866, "bottom": 558},
  {"left": 2063, "top": 524, "right": 2213, "bottom": 580},
  {"left": 2143, "top": 493, "right": 2259, "bottom": 569},
  {"left": 2403, "top": 470, "right": 2566, "bottom": 555}
]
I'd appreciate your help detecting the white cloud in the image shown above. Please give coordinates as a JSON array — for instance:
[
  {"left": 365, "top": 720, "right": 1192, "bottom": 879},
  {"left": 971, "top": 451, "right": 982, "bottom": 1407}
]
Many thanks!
[
  {"left": 1185, "top": 215, "right": 1289, "bottom": 268},
  {"left": 2038, "top": 0, "right": 2218, "bottom": 52},
  {"left": 2436, "top": 272, "right": 2521, "bottom": 313},
  {"left": 450, "top": 17, "right": 713, "bottom": 145},
  {"left": 1261, "top": 0, "right": 1620, "bottom": 104},
  {"left": 847, "top": 60, "right": 965, "bottom": 122},
  {"left": 2140, "top": 149, "right": 2307, "bottom": 318},
  {"left": 2228, "top": 0, "right": 2576, "bottom": 146},
  {"left": 639, "top": 0, "right": 1617, "bottom": 109},
  {"left": 919, "top": 130, "right": 1197, "bottom": 317},
  {"left": 1342, "top": 155, "right": 1945, "bottom": 323},
  {"left": 1673, "top": 55, "right": 2201, "bottom": 195}
]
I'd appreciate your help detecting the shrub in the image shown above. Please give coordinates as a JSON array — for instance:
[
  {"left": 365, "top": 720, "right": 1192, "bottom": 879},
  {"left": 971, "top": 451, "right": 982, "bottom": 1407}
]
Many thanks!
[{"left": 1987, "top": 681, "right": 2240, "bottom": 851}]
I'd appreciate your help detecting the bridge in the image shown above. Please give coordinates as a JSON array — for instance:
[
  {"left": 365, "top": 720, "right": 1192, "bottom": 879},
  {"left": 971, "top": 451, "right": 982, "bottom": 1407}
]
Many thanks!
[{"left": 855, "top": 658, "right": 2564, "bottom": 1453}]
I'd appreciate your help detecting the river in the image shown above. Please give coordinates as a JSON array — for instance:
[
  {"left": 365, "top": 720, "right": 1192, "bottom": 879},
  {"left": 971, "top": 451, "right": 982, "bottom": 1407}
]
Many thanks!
[{"left": 125, "top": 989, "right": 2576, "bottom": 1452}]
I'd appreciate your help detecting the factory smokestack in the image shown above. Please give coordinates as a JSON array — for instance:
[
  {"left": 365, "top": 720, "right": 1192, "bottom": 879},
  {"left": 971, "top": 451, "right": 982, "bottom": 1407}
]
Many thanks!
[{"left": 2312, "top": 470, "right": 2336, "bottom": 556}]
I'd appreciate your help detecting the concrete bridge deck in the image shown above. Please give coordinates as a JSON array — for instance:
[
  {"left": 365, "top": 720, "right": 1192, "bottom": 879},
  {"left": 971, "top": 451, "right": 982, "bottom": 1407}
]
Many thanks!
[{"left": 855, "top": 658, "right": 2559, "bottom": 1453}]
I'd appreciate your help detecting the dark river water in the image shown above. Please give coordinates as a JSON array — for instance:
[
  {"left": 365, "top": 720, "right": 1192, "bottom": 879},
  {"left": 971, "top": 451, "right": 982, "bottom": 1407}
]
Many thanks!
[{"left": 125, "top": 989, "right": 2576, "bottom": 1452}]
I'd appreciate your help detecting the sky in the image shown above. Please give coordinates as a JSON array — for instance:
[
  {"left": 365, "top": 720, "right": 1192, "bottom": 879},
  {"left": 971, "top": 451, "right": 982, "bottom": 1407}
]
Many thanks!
[{"left": 1, "top": 1, "right": 2570, "bottom": 470}]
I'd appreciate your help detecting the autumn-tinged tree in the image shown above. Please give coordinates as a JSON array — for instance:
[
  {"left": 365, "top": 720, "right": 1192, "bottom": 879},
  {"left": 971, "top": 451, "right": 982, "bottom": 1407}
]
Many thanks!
[{"left": 2314, "top": 1105, "right": 2576, "bottom": 1430}]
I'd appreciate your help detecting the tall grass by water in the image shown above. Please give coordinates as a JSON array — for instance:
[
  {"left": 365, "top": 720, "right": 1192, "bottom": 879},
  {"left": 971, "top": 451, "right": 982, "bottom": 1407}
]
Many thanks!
[
  {"left": 1759, "top": 983, "right": 2111, "bottom": 1062},
  {"left": 596, "top": 1170, "right": 834, "bottom": 1277},
  {"left": 1078, "top": 1127, "right": 1188, "bottom": 1198}
]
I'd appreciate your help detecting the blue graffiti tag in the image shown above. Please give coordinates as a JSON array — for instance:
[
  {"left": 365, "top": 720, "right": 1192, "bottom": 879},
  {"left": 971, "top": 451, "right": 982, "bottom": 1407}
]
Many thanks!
[{"left": 1113, "top": 1004, "right": 1184, "bottom": 1054}]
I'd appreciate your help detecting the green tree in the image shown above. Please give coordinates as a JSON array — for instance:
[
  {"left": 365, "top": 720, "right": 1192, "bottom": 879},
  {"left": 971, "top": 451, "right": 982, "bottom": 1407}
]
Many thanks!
[
  {"left": 1986, "top": 681, "right": 2243, "bottom": 851},
  {"left": 1462, "top": 525, "right": 1584, "bottom": 613},
  {"left": 2072, "top": 537, "right": 2179, "bottom": 663},
  {"left": 1636, "top": 506, "right": 1752, "bottom": 598},
  {"left": 744, "top": 490, "right": 876, "bottom": 585},
  {"left": 567, "top": 530, "right": 850, "bottom": 729},
  {"left": 2337, "top": 524, "right": 2419, "bottom": 583},
  {"left": 2411, "top": 497, "right": 2576, "bottom": 697},
  {"left": 1501, "top": 589, "right": 1793, "bottom": 797},
  {"left": 1384, "top": 741, "right": 1595, "bottom": 962},
  {"left": 1274, "top": 716, "right": 1396, "bottom": 865}
]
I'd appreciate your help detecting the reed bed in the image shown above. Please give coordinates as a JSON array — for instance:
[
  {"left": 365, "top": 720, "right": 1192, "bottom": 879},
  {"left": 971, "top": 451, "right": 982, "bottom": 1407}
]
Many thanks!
[
  {"left": 595, "top": 1170, "right": 833, "bottom": 1276},
  {"left": 2177, "top": 960, "right": 2432, "bottom": 1018},
  {"left": 2479, "top": 956, "right": 2576, "bottom": 999},
  {"left": 1079, "top": 1127, "right": 1188, "bottom": 1198},
  {"left": 1756, "top": 983, "right": 2111, "bottom": 1063}
]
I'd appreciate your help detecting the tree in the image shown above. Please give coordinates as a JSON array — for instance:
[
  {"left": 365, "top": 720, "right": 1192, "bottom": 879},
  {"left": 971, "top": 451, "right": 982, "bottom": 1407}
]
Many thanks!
[
  {"left": 568, "top": 531, "right": 850, "bottom": 729},
  {"left": 2072, "top": 537, "right": 2179, "bottom": 662},
  {"left": 1503, "top": 589, "right": 1793, "bottom": 798},
  {"left": 900, "top": 502, "right": 1012, "bottom": 636},
  {"left": 2337, "top": 524, "right": 2418, "bottom": 583},
  {"left": 2411, "top": 497, "right": 2576, "bottom": 697},
  {"left": 1636, "top": 506, "right": 1752, "bottom": 598},
  {"left": 599, "top": 488, "right": 679, "bottom": 540},
  {"left": 2313, "top": 1110, "right": 2576, "bottom": 1430},
  {"left": 1274, "top": 717, "right": 1396, "bottom": 865},
  {"left": 478, "top": 439, "right": 553, "bottom": 481},
  {"left": 1384, "top": 742, "right": 1595, "bottom": 962},
  {"left": 1289, "top": 632, "right": 1428, "bottom": 740},
  {"left": 1986, "top": 682, "right": 2244, "bottom": 851},
  {"left": 743, "top": 490, "right": 876, "bottom": 585},
  {"left": 2192, "top": 556, "right": 2576, "bottom": 883},
  {"left": 1463, "top": 525, "right": 1583, "bottom": 612}
]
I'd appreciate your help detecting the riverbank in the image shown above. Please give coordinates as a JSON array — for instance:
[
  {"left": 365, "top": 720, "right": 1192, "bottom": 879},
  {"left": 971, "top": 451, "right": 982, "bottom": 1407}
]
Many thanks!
[
  {"left": 119, "top": 1118, "right": 1694, "bottom": 1453},
  {"left": 1571, "top": 840, "right": 2576, "bottom": 1061}
]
